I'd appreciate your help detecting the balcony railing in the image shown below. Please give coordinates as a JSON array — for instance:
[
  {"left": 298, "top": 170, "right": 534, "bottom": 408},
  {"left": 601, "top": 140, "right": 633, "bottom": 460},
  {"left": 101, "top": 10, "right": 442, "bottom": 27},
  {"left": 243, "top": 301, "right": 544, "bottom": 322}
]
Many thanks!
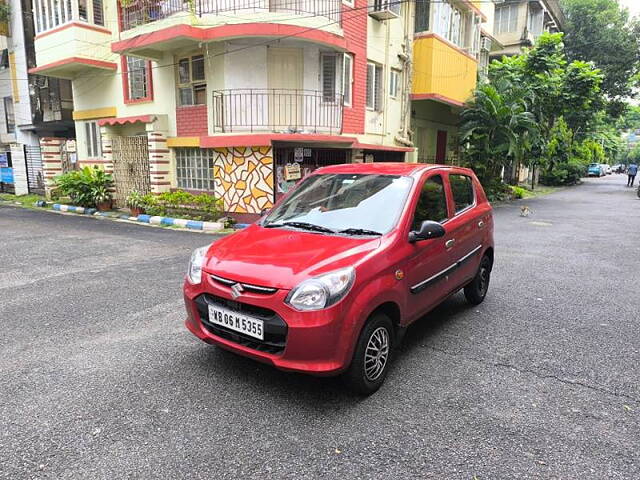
[
  {"left": 121, "top": 0, "right": 341, "bottom": 31},
  {"left": 212, "top": 89, "right": 343, "bottom": 135}
]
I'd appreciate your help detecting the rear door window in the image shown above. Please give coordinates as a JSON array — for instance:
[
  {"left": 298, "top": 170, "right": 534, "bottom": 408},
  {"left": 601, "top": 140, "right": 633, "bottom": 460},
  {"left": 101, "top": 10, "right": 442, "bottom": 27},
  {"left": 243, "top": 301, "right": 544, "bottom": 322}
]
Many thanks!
[
  {"left": 411, "top": 174, "right": 448, "bottom": 230},
  {"left": 449, "top": 174, "right": 475, "bottom": 213}
]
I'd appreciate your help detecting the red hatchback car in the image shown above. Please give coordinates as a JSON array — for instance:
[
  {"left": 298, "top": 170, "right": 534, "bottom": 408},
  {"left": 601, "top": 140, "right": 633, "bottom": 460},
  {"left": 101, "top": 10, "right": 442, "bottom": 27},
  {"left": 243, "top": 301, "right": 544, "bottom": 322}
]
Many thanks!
[{"left": 184, "top": 163, "right": 494, "bottom": 394}]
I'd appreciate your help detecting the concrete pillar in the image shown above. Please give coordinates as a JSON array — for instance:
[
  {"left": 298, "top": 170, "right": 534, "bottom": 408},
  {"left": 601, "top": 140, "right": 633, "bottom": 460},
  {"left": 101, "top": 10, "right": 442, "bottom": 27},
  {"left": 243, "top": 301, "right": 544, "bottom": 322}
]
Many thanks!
[
  {"left": 9, "top": 143, "right": 28, "bottom": 195},
  {"left": 99, "top": 126, "right": 115, "bottom": 175},
  {"left": 146, "top": 122, "right": 171, "bottom": 194},
  {"left": 40, "top": 137, "right": 65, "bottom": 197}
]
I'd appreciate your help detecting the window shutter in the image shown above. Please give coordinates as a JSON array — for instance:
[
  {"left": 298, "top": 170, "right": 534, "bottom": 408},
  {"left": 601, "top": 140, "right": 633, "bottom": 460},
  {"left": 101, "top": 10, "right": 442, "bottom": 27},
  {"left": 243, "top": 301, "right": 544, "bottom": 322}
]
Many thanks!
[
  {"left": 342, "top": 54, "right": 352, "bottom": 105},
  {"left": 322, "top": 54, "right": 336, "bottom": 102},
  {"left": 366, "top": 63, "right": 374, "bottom": 109},
  {"left": 374, "top": 65, "right": 382, "bottom": 111},
  {"left": 85, "top": 122, "right": 93, "bottom": 157}
]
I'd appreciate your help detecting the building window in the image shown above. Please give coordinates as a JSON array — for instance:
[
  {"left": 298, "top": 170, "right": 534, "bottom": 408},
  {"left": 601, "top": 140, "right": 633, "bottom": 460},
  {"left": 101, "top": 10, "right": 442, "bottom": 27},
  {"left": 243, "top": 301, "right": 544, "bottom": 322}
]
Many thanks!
[
  {"left": 366, "top": 62, "right": 383, "bottom": 111},
  {"left": 123, "top": 56, "right": 152, "bottom": 103},
  {"left": 175, "top": 148, "right": 215, "bottom": 191},
  {"left": 321, "top": 53, "right": 338, "bottom": 103},
  {"left": 33, "top": 0, "right": 103, "bottom": 34},
  {"left": 4, "top": 97, "right": 14, "bottom": 134},
  {"left": 495, "top": 3, "right": 519, "bottom": 35},
  {"left": 527, "top": 5, "right": 544, "bottom": 39},
  {"left": 321, "top": 53, "right": 352, "bottom": 105},
  {"left": 414, "top": 0, "right": 430, "bottom": 33},
  {"left": 84, "top": 121, "right": 102, "bottom": 158},
  {"left": 177, "top": 55, "right": 206, "bottom": 106},
  {"left": 431, "top": 0, "right": 472, "bottom": 48},
  {"left": 389, "top": 69, "right": 400, "bottom": 99},
  {"left": 342, "top": 54, "right": 353, "bottom": 106}
]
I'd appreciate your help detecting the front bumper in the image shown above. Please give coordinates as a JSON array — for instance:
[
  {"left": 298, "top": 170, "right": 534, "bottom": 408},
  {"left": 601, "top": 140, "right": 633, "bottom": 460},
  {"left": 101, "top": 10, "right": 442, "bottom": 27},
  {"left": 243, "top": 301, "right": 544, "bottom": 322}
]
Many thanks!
[{"left": 183, "top": 273, "right": 358, "bottom": 376}]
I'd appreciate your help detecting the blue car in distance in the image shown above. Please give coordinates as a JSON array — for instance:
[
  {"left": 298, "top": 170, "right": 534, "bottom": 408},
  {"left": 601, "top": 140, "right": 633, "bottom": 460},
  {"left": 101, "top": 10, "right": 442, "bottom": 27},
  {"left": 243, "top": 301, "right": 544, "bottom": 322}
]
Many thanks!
[{"left": 588, "top": 163, "right": 604, "bottom": 177}]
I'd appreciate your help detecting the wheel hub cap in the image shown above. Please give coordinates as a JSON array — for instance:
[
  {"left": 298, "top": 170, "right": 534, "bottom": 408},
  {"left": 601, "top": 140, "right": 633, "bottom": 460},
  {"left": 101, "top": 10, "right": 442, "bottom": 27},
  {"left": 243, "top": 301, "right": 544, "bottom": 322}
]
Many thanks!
[{"left": 364, "top": 327, "right": 390, "bottom": 382}]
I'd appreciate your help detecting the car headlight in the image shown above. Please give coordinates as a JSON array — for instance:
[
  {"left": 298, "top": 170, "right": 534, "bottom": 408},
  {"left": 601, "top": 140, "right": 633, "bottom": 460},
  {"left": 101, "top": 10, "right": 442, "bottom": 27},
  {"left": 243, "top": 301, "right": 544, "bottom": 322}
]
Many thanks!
[
  {"left": 187, "top": 246, "right": 209, "bottom": 284},
  {"left": 286, "top": 267, "right": 355, "bottom": 311}
]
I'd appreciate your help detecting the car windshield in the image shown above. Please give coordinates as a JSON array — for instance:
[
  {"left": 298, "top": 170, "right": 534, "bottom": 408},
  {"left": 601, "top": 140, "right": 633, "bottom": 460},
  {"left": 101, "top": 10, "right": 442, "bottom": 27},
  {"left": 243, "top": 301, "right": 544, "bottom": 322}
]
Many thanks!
[
  {"left": 589, "top": 164, "right": 599, "bottom": 168},
  {"left": 263, "top": 173, "right": 413, "bottom": 235}
]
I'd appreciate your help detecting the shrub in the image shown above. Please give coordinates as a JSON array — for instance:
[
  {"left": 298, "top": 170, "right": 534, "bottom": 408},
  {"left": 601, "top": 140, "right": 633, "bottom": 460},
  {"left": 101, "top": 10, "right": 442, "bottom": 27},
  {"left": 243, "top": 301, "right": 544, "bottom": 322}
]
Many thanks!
[
  {"left": 139, "top": 190, "right": 223, "bottom": 220},
  {"left": 53, "top": 167, "right": 113, "bottom": 207},
  {"left": 510, "top": 186, "right": 529, "bottom": 199}
]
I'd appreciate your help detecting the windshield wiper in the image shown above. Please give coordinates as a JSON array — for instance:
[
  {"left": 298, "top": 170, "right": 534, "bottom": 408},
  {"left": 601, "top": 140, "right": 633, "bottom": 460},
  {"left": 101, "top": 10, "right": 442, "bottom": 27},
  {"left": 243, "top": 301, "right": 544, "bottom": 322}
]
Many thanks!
[
  {"left": 338, "top": 228, "right": 382, "bottom": 236},
  {"left": 264, "top": 221, "right": 336, "bottom": 234}
]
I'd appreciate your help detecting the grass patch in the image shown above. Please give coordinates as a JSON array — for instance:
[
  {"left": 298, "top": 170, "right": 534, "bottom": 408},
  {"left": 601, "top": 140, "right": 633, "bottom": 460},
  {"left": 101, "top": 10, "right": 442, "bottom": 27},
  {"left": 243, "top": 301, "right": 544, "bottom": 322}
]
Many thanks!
[{"left": 0, "top": 193, "right": 46, "bottom": 208}]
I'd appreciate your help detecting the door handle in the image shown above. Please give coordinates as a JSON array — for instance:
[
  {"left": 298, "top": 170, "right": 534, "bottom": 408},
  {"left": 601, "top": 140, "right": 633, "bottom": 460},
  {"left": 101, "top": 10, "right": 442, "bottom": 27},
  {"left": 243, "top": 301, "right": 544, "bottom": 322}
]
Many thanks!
[
  {"left": 445, "top": 239, "right": 455, "bottom": 249},
  {"left": 478, "top": 221, "right": 485, "bottom": 228}
]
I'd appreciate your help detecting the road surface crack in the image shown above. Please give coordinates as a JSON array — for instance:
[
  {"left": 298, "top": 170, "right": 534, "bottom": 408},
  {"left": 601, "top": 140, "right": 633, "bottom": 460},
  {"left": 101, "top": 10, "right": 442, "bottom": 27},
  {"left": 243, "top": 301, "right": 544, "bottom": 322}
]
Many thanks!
[{"left": 422, "top": 344, "right": 640, "bottom": 405}]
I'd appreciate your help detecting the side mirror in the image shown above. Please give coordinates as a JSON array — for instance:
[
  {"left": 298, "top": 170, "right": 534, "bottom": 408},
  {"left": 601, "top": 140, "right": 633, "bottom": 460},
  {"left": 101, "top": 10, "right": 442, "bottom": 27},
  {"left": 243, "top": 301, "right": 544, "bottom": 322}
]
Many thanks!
[{"left": 409, "top": 220, "right": 445, "bottom": 243}]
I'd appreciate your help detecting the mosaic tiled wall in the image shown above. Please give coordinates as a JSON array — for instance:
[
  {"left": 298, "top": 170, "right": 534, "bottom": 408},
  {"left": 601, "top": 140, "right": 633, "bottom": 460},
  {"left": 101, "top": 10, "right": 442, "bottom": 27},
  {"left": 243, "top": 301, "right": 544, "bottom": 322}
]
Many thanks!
[{"left": 213, "top": 146, "right": 274, "bottom": 214}]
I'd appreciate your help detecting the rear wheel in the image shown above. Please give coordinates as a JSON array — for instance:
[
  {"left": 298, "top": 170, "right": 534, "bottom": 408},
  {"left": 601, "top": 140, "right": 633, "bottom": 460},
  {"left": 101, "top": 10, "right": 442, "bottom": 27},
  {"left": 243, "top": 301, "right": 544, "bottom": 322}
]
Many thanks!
[
  {"left": 342, "top": 313, "right": 394, "bottom": 396},
  {"left": 464, "top": 255, "right": 492, "bottom": 305}
]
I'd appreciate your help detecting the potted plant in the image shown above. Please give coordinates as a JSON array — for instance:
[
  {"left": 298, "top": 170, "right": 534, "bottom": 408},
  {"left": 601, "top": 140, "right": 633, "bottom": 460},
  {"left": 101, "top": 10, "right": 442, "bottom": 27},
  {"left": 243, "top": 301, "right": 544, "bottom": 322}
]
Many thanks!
[
  {"left": 126, "top": 191, "right": 146, "bottom": 216},
  {"left": 93, "top": 186, "right": 113, "bottom": 211}
]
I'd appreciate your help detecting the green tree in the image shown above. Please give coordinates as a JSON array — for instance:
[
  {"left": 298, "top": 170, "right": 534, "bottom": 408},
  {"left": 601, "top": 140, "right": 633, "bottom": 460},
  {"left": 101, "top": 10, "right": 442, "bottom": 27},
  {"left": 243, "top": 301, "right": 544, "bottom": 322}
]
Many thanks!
[
  {"left": 459, "top": 80, "right": 539, "bottom": 188},
  {"left": 561, "top": 0, "right": 640, "bottom": 116}
]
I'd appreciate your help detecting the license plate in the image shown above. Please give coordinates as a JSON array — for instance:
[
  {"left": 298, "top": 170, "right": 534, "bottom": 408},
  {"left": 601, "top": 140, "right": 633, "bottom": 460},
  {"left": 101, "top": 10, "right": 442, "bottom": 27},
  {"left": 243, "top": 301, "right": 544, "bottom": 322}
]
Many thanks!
[{"left": 207, "top": 304, "right": 264, "bottom": 340}]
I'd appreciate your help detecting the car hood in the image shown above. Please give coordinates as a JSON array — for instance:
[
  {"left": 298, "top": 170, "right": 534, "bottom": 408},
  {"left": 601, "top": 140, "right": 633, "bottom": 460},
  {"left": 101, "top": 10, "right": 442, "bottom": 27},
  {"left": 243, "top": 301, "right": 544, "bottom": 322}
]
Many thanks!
[{"left": 203, "top": 224, "right": 381, "bottom": 289}]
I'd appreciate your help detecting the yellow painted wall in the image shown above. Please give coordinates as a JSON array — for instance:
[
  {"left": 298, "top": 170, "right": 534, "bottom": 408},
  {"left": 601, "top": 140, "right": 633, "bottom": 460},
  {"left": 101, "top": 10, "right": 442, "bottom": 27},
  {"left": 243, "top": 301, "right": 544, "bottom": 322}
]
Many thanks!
[{"left": 412, "top": 35, "right": 478, "bottom": 105}]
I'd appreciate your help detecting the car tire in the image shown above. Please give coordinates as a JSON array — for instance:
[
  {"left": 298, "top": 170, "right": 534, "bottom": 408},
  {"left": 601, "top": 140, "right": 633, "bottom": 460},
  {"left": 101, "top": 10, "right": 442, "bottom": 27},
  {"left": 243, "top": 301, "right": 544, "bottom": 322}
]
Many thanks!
[
  {"left": 464, "top": 255, "right": 492, "bottom": 305},
  {"left": 342, "top": 313, "right": 394, "bottom": 396}
]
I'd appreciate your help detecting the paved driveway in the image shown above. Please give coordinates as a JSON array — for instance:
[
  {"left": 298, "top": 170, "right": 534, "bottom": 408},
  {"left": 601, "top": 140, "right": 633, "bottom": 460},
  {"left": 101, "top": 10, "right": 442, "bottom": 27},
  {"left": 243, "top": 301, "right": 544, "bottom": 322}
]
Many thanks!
[{"left": 1, "top": 174, "right": 639, "bottom": 479}]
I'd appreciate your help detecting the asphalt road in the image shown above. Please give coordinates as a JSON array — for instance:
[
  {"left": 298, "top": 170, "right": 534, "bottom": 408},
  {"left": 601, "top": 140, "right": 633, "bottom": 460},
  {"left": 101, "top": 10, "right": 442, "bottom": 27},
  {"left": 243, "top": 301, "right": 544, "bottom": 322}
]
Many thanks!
[{"left": 1, "top": 174, "right": 639, "bottom": 479}]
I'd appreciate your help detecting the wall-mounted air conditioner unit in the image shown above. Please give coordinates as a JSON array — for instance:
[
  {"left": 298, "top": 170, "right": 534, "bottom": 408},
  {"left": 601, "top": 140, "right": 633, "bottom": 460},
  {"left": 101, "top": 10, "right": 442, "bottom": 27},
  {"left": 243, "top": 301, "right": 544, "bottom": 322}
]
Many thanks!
[{"left": 369, "top": 0, "right": 400, "bottom": 20}]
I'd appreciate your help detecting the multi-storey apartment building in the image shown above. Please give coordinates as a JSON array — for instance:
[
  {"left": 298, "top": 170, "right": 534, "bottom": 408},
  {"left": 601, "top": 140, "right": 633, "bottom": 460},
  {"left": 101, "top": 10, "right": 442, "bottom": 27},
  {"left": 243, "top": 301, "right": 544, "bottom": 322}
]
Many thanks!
[
  {"left": 29, "top": 0, "right": 416, "bottom": 219},
  {"left": 410, "top": 0, "right": 497, "bottom": 163},
  {"left": 490, "top": 0, "right": 564, "bottom": 58},
  {"left": 0, "top": 0, "right": 74, "bottom": 195}
]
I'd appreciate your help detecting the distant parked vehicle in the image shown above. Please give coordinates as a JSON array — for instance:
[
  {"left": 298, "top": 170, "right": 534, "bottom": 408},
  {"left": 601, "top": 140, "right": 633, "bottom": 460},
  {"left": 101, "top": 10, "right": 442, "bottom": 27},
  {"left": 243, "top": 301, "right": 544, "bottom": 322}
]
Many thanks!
[
  {"left": 603, "top": 164, "right": 612, "bottom": 175},
  {"left": 588, "top": 163, "right": 605, "bottom": 177},
  {"left": 611, "top": 164, "right": 624, "bottom": 174}
]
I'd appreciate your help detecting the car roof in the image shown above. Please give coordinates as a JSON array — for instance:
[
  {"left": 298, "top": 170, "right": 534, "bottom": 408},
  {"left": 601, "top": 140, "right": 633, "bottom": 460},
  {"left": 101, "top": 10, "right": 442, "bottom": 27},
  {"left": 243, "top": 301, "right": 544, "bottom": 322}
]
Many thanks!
[{"left": 313, "top": 162, "right": 471, "bottom": 177}]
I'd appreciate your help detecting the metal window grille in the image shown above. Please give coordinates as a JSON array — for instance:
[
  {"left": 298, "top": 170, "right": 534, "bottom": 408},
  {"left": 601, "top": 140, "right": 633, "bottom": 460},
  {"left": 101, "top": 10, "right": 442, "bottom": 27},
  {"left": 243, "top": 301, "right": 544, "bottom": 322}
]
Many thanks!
[
  {"left": 84, "top": 121, "right": 101, "bottom": 158},
  {"left": 177, "top": 56, "right": 206, "bottom": 106},
  {"left": 4, "top": 97, "right": 14, "bottom": 134},
  {"left": 127, "top": 56, "right": 148, "bottom": 100},
  {"left": 175, "top": 148, "right": 215, "bottom": 191}
]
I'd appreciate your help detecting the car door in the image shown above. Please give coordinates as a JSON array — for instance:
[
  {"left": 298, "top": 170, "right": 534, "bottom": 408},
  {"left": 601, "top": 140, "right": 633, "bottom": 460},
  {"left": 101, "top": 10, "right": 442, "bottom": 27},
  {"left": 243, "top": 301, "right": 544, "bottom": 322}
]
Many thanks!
[
  {"left": 402, "top": 172, "right": 456, "bottom": 322},
  {"left": 444, "top": 171, "right": 485, "bottom": 288}
]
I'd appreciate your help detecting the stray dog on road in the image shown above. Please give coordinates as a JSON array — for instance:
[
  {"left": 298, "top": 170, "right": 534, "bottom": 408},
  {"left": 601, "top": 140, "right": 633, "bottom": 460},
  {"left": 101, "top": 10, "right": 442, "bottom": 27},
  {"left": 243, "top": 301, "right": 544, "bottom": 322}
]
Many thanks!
[{"left": 520, "top": 206, "right": 533, "bottom": 217}]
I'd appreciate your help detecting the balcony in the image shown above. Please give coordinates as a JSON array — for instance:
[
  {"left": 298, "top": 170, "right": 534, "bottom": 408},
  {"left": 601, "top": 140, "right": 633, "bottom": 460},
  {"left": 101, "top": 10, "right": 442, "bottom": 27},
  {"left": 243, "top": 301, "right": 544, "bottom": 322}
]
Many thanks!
[
  {"left": 121, "top": 0, "right": 342, "bottom": 31},
  {"left": 212, "top": 89, "right": 343, "bottom": 135},
  {"left": 30, "top": 0, "right": 116, "bottom": 79},
  {"left": 411, "top": 34, "right": 477, "bottom": 107}
]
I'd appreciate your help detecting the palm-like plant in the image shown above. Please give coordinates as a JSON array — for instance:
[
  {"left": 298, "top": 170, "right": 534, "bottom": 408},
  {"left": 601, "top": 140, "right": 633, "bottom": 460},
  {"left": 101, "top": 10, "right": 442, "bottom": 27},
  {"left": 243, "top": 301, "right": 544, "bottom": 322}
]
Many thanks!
[{"left": 460, "top": 79, "right": 539, "bottom": 185}]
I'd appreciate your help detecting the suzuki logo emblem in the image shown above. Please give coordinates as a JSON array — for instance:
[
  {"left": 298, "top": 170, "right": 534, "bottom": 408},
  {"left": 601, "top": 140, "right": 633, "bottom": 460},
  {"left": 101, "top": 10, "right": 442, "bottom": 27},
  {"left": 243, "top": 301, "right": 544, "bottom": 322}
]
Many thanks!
[{"left": 230, "top": 282, "right": 244, "bottom": 299}]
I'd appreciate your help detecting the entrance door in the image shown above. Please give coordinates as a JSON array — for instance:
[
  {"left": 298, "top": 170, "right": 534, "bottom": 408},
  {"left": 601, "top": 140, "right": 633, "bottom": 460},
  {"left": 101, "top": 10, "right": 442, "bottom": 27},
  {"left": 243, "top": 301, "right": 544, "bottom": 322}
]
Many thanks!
[
  {"left": 436, "top": 130, "right": 448, "bottom": 163},
  {"left": 267, "top": 47, "right": 303, "bottom": 131}
]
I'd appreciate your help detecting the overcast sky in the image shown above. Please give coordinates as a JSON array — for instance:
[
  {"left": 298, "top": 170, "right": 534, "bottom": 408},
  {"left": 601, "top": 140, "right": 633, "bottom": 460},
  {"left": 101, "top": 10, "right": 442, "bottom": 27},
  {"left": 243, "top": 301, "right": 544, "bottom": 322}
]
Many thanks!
[{"left": 619, "top": 0, "right": 640, "bottom": 17}]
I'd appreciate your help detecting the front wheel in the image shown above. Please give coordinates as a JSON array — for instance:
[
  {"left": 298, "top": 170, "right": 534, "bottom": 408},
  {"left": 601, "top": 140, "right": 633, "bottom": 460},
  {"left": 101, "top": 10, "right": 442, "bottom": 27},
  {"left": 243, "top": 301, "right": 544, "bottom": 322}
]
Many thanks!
[
  {"left": 342, "top": 313, "right": 394, "bottom": 396},
  {"left": 464, "top": 255, "right": 492, "bottom": 305}
]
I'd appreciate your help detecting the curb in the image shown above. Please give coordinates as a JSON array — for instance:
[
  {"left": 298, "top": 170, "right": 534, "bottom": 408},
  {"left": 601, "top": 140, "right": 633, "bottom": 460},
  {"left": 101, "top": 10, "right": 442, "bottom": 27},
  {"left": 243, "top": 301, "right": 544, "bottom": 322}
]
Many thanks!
[{"left": 51, "top": 203, "right": 224, "bottom": 232}]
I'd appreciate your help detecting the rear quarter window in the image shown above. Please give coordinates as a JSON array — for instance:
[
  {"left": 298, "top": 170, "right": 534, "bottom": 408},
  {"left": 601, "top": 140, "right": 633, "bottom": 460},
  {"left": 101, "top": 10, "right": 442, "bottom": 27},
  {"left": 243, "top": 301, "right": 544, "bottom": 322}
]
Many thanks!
[{"left": 449, "top": 174, "right": 475, "bottom": 213}]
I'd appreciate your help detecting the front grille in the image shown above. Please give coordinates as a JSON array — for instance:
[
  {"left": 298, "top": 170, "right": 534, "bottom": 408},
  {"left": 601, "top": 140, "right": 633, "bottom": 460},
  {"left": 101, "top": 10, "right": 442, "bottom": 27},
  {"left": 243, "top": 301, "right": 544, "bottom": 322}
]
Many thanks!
[
  {"left": 210, "top": 274, "right": 278, "bottom": 295},
  {"left": 194, "top": 294, "right": 287, "bottom": 355}
]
